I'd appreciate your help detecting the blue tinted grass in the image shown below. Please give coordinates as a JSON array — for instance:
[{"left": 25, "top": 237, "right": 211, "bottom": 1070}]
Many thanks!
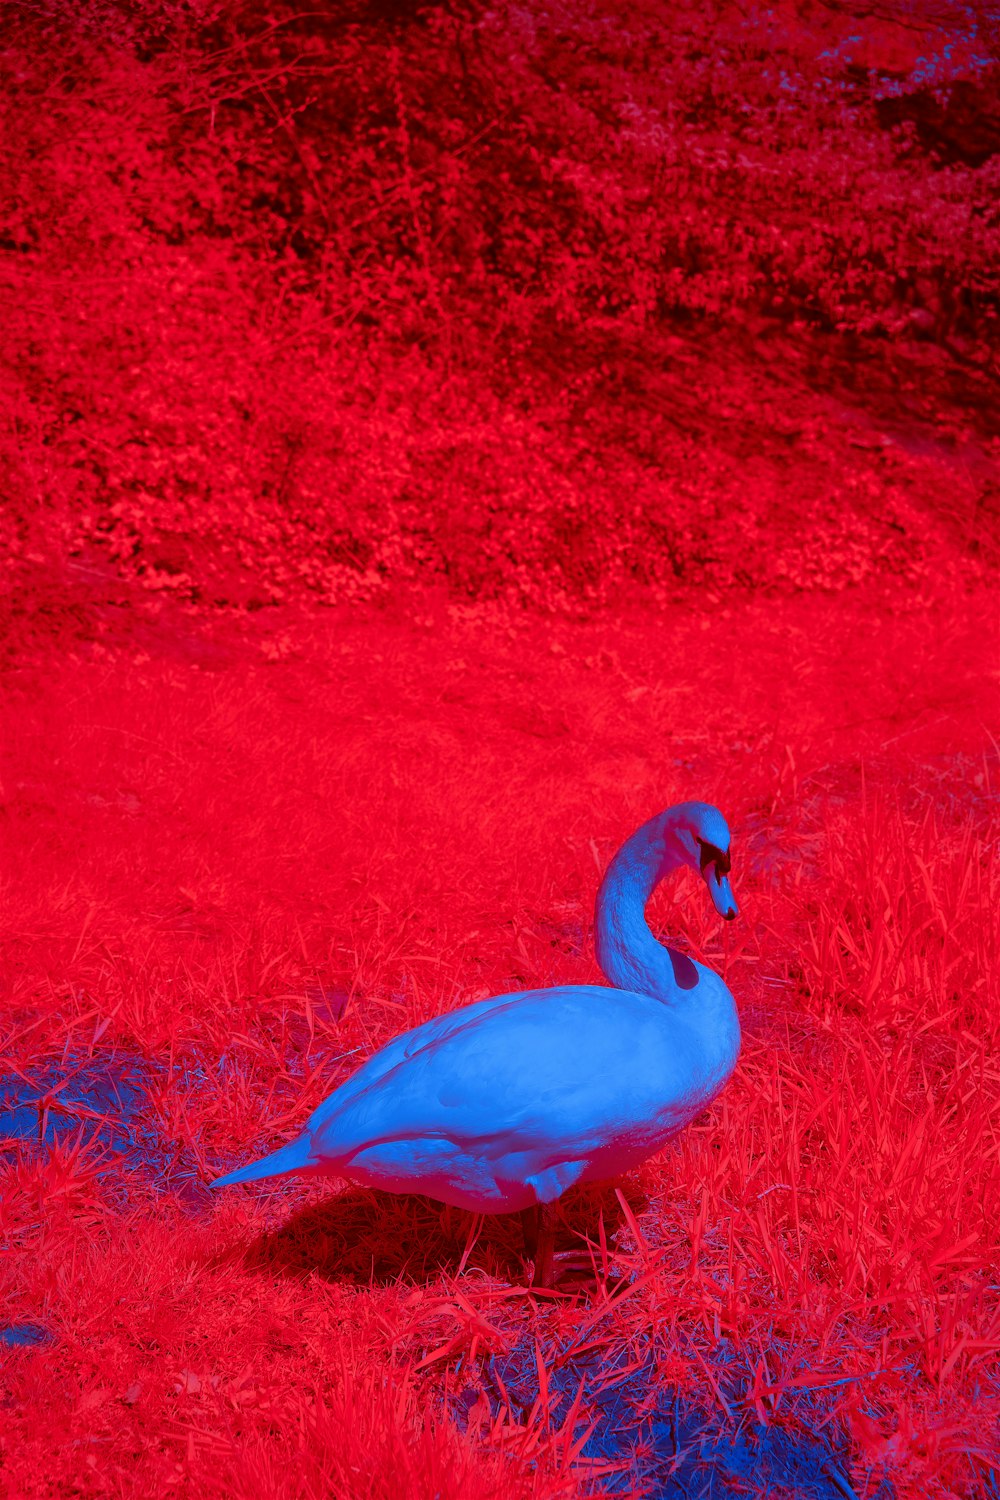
[
  {"left": 0, "top": 1050, "right": 210, "bottom": 1208},
  {"left": 477, "top": 1335, "right": 895, "bottom": 1499},
  {"left": 0, "top": 1324, "right": 53, "bottom": 1349}
]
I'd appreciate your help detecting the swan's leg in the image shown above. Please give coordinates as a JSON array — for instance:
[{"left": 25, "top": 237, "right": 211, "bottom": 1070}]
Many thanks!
[
  {"left": 520, "top": 1206, "right": 540, "bottom": 1260},
  {"left": 530, "top": 1205, "right": 556, "bottom": 1289}
]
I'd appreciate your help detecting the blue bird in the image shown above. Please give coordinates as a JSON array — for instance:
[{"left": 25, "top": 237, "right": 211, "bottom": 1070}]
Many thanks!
[{"left": 212, "top": 801, "right": 741, "bottom": 1286}]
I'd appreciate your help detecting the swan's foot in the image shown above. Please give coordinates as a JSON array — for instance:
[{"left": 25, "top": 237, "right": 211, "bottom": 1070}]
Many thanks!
[{"left": 550, "top": 1248, "right": 602, "bottom": 1281}]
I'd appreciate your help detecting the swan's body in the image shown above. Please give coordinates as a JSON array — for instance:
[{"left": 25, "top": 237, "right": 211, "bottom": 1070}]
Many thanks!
[{"left": 213, "top": 802, "right": 741, "bottom": 1270}]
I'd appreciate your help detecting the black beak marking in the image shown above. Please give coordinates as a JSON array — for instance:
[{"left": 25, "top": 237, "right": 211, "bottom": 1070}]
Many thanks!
[{"left": 698, "top": 841, "right": 731, "bottom": 877}]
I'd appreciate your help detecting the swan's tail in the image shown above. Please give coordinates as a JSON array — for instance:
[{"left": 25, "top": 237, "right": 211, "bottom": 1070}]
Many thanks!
[{"left": 211, "top": 1135, "right": 311, "bottom": 1189}]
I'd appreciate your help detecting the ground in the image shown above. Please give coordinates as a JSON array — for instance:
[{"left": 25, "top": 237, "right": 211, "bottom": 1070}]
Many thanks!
[{"left": 2, "top": 574, "right": 997, "bottom": 1497}]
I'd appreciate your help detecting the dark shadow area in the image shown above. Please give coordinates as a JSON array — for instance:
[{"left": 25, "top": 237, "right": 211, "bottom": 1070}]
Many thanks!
[
  {"left": 666, "top": 946, "right": 699, "bottom": 990},
  {"left": 875, "top": 68, "right": 1000, "bottom": 169},
  {"left": 230, "top": 1179, "right": 642, "bottom": 1288}
]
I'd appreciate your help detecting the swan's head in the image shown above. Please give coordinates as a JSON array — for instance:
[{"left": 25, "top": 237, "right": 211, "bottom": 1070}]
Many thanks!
[{"left": 665, "top": 802, "right": 739, "bottom": 922}]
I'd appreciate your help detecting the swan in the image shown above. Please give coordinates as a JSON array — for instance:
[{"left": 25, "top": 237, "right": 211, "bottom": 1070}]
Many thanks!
[{"left": 211, "top": 801, "right": 740, "bottom": 1286}]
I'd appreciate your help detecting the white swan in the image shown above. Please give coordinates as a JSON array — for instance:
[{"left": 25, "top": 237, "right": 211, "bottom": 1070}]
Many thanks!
[{"left": 212, "top": 802, "right": 740, "bottom": 1286}]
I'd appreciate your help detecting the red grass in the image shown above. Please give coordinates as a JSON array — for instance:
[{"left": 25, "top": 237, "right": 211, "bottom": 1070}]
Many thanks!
[{"left": 1, "top": 583, "right": 997, "bottom": 1497}]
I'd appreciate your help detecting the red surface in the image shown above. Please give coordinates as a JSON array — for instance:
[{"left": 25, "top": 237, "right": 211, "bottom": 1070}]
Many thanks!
[{"left": 1, "top": 3, "right": 997, "bottom": 1496}]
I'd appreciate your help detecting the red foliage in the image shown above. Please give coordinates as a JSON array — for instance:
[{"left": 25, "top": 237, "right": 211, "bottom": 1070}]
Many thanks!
[{"left": 0, "top": 0, "right": 997, "bottom": 629}]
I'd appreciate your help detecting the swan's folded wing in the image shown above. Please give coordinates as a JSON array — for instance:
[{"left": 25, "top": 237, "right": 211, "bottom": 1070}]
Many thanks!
[
  {"left": 308, "top": 987, "right": 710, "bottom": 1169},
  {"left": 304, "top": 990, "right": 529, "bottom": 1133}
]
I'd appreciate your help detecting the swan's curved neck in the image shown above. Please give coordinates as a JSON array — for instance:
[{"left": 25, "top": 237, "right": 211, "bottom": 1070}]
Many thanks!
[{"left": 594, "top": 813, "right": 688, "bottom": 1001}]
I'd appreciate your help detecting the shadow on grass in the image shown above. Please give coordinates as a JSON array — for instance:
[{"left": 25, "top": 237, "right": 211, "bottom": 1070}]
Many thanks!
[{"left": 230, "top": 1180, "right": 640, "bottom": 1287}]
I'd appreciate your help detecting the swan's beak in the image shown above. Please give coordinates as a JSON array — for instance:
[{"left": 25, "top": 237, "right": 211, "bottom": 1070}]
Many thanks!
[{"left": 706, "top": 864, "right": 739, "bottom": 921}]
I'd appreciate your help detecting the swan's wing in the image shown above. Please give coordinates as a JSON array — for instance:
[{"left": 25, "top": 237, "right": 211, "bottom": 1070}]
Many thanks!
[
  {"left": 304, "top": 988, "right": 532, "bottom": 1132},
  {"left": 309, "top": 986, "right": 712, "bottom": 1168}
]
